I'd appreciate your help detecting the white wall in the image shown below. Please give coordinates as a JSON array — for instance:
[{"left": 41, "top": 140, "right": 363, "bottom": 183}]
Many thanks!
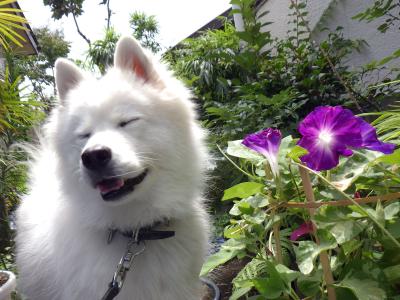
[
  {"left": 0, "top": 50, "right": 5, "bottom": 75},
  {"left": 256, "top": 0, "right": 400, "bottom": 74}
]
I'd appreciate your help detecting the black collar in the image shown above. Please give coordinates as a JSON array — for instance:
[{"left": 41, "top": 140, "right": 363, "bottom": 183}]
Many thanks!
[
  {"left": 102, "top": 221, "right": 175, "bottom": 300},
  {"left": 107, "top": 220, "right": 175, "bottom": 244}
]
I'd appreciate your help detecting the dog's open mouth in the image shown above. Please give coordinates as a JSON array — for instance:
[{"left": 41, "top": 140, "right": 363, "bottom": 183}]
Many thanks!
[{"left": 96, "top": 169, "right": 148, "bottom": 201}]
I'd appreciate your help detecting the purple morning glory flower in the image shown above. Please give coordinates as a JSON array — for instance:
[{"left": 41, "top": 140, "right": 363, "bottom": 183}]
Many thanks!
[
  {"left": 290, "top": 222, "right": 314, "bottom": 241},
  {"left": 298, "top": 106, "right": 395, "bottom": 171},
  {"left": 242, "top": 128, "right": 282, "bottom": 177}
]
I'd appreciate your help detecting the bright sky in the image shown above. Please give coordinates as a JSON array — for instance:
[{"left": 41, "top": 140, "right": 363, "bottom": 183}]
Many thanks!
[{"left": 18, "top": 0, "right": 231, "bottom": 59}]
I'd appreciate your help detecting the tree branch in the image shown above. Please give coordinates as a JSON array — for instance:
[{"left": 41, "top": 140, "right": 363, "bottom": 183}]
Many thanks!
[
  {"left": 72, "top": 13, "right": 91, "bottom": 46},
  {"left": 106, "top": 0, "right": 112, "bottom": 30}
]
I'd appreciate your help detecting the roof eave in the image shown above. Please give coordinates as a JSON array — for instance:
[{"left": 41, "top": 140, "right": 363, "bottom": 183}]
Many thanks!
[{"left": 10, "top": 1, "right": 39, "bottom": 55}]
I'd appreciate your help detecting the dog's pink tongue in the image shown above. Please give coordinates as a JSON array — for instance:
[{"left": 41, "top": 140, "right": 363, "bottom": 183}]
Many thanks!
[{"left": 97, "top": 179, "right": 124, "bottom": 194}]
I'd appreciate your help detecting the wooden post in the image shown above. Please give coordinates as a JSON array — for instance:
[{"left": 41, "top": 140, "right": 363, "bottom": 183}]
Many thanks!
[{"left": 299, "top": 166, "right": 336, "bottom": 300}]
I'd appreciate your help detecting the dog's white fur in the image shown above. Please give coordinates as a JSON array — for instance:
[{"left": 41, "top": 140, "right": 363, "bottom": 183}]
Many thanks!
[{"left": 16, "top": 36, "right": 209, "bottom": 299}]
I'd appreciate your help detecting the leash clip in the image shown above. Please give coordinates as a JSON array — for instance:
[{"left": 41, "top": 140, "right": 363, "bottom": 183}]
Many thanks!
[
  {"left": 113, "top": 230, "right": 146, "bottom": 289},
  {"left": 102, "top": 223, "right": 175, "bottom": 300},
  {"left": 102, "top": 230, "right": 146, "bottom": 300}
]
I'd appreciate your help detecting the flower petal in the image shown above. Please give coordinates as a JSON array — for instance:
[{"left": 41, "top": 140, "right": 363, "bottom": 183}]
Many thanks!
[
  {"left": 297, "top": 105, "right": 395, "bottom": 171},
  {"left": 299, "top": 147, "right": 339, "bottom": 171},
  {"left": 290, "top": 222, "right": 314, "bottom": 241},
  {"left": 337, "top": 148, "right": 353, "bottom": 157},
  {"left": 357, "top": 118, "right": 396, "bottom": 154},
  {"left": 298, "top": 127, "right": 349, "bottom": 171},
  {"left": 242, "top": 128, "right": 282, "bottom": 176}
]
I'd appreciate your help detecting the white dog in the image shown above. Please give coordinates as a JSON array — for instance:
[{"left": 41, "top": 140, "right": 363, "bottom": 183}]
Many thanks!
[{"left": 16, "top": 36, "right": 209, "bottom": 300}]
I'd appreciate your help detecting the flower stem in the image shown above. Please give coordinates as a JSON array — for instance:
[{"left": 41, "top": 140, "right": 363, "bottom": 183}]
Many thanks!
[
  {"left": 216, "top": 144, "right": 256, "bottom": 179},
  {"left": 289, "top": 288, "right": 301, "bottom": 300},
  {"left": 289, "top": 163, "right": 302, "bottom": 200},
  {"left": 296, "top": 162, "right": 400, "bottom": 249},
  {"left": 326, "top": 170, "right": 331, "bottom": 181},
  {"left": 275, "top": 173, "right": 285, "bottom": 201}
]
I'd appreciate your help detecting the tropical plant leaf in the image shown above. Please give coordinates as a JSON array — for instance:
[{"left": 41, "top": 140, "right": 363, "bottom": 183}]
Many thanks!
[
  {"left": 0, "top": 0, "right": 27, "bottom": 49},
  {"left": 200, "top": 239, "right": 246, "bottom": 276},
  {"left": 287, "top": 145, "right": 308, "bottom": 162},
  {"left": 295, "top": 229, "right": 337, "bottom": 274},
  {"left": 297, "top": 272, "right": 322, "bottom": 297},
  {"left": 222, "top": 182, "right": 264, "bottom": 201},
  {"left": 335, "top": 274, "right": 386, "bottom": 300},
  {"left": 374, "top": 149, "right": 400, "bottom": 164},
  {"left": 227, "top": 140, "right": 264, "bottom": 163}
]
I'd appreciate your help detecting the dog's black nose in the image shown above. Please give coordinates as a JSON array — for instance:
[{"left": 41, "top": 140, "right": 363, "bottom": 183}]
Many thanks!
[{"left": 81, "top": 146, "right": 112, "bottom": 170}]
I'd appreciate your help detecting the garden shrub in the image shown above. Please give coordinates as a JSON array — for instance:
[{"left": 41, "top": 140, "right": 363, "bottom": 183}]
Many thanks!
[
  {"left": 165, "top": 0, "right": 400, "bottom": 207},
  {"left": 165, "top": 0, "right": 388, "bottom": 145},
  {"left": 0, "top": 67, "right": 44, "bottom": 268}
]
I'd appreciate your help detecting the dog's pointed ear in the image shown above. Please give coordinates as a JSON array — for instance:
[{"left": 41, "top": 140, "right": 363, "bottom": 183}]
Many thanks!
[
  {"left": 114, "top": 36, "right": 162, "bottom": 86},
  {"left": 55, "top": 58, "right": 85, "bottom": 104}
]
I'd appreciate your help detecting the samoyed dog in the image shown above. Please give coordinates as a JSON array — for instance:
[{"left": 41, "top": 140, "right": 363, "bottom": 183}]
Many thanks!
[{"left": 16, "top": 36, "right": 209, "bottom": 300}]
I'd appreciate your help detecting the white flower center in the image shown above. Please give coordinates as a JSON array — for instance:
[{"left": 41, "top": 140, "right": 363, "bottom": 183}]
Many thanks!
[{"left": 318, "top": 130, "right": 333, "bottom": 145}]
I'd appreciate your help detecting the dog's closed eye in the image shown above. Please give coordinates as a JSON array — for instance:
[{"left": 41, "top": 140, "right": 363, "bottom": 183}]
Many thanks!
[
  {"left": 78, "top": 132, "right": 91, "bottom": 139},
  {"left": 118, "top": 117, "right": 140, "bottom": 128}
]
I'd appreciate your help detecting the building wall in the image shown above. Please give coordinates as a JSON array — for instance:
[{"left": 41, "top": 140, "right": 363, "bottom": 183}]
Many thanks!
[
  {"left": 0, "top": 49, "right": 5, "bottom": 75},
  {"left": 256, "top": 0, "right": 400, "bottom": 73}
]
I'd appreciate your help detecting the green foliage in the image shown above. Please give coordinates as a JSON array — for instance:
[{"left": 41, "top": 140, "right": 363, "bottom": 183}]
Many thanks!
[
  {"left": 0, "top": 68, "right": 44, "bottom": 253},
  {"left": 0, "top": 0, "right": 28, "bottom": 49},
  {"left": 353, "top": 0, "right": 400, "bottom": 33},
  {"left": 222, "top": 182, "right": 264, "bottom": 201},
  {"left": 171, "top": 2, "right": 400, "bottom": 297},
  {"left": 86, "top": 12, "right": 162, "bottom": 74},
  {"left": 129, "top": 11, "right": 161, "bottom": 53},
  {"left": 0, "top": 68, "right": 43, "bottom": 134},
  {"left": 0, "top": 24, "right": 36, "bottom": 263},
  {"left": 0, "top": 246, "right": 16, "bottom": 272},
  {"left": 335, "top": 274, "right": 387, "bottom": 300},
  {"left": 230, "top": 257, "right": 266, "bottom": 299},
  {"left": 368, "top": 102, "right": 400, "bottom": 145},
  {"left": 87, "top": 27, "right": 120, "bottom": 75},
  {"left": 295, "top": 229, "right": 337, "bottom": 274},
  {"left": 34, "top": 26, "right": 71, "bottom": 68},
  {"left": 15, "top": 26, "right": 70, "bottom": 109},
  {"left": 353, "top": 1, "right": 400, "bottom": 69},
  {"left": 201, "top": 129, "right": 400, "bottom": 298},
  {"left": 43, "top": 0, "right": 84, "bottom": 19},
  {"left": 163, "top": 21, "right": 241, "bottom": 122},
  {"left": 200, "top": 239, "right": 246, "bottom": 276},
  {"left": 165, "top": 0, "right": 366, "bottom": 145},
  {"left": 43, "top": 0, "right": 91, "bottom": 45},
  {"left": 252, "top": 261, "right": 298, "bottom": 299}
]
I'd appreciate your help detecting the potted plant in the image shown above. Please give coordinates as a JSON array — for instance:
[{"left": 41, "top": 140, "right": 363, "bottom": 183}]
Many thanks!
[{"left": 0, "top": 270, "right": 16, "bottom": 300}]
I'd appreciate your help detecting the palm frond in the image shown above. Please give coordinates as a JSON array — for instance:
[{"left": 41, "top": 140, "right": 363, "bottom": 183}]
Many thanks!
[
  {"left": 371, "top": 102, "right": 400, "bottom": 144},
  {"left": 0, "top": 0, "right": 27, "bottom": 50}
]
